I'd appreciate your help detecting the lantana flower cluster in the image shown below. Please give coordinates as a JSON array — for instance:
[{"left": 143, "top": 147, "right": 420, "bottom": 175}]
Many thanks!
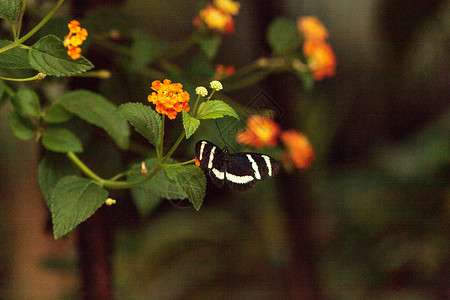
[
  {"left": 63, "top": 20, "right": 88, "bottom": 60},
  {"left": 237, "top": 115, "right": 314, "bottom": 169},
  {"left": 298, "top": 16, "right": 337, "bottom": 80},
  {"left": 193, "top": 0, "right": 240, "bottom": 34},
  {"left": 148, "top": 79, "right": 190, "bottom": 120}
]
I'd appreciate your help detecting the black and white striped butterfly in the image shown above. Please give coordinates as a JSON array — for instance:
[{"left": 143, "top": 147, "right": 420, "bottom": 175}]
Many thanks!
[{"left": 195, "top": 140, "right": 279, "bottom": 191}]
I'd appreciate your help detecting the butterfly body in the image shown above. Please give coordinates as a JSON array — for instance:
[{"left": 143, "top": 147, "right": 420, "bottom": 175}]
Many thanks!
[{"left": 195, "top": 140, "right": 279, "bottom": 191}]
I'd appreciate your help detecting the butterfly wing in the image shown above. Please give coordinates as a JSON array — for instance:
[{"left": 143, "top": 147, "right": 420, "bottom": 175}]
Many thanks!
[
  {"left": 244, "top": 152, "right": 280, "bottom": 180},
  {"left": 195, "top": 140, "right": 226, "bottom": 188},
  {"left": 224, "top": 154, "right": 257, "bottom": 191},
  {"left": 195, "top": 140, "right": 280, "bottom": 191}
]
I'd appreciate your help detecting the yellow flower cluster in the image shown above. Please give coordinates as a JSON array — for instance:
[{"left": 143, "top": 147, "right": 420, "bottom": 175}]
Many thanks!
[
  {"left": 193, "top": 0, "right": 240, "bottom": 34},
  {"left": 148, "top": 80, "right": 190, "bottom": 120},
  {"left": 63, "top": 20, "right": 88, "bottom": 60}
]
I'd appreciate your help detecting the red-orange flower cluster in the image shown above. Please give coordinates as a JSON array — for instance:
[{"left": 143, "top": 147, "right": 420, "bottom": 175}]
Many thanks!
[
  {"left": 281, "top": 130, "right": 314, "bottom": 169},
  {"left": 297, "top": 16, "right": 336, "bottom": 80},
  {"left": 215, "top": 64, "right": 236, "bottom": 78},
  {"left": 303, "top": 41, "right": 337, "bottom": 80},
  {"left": 193, "top": 0, "right": 240, "bottom": 34},
  {"left": 236, "top": 115, "right": 314, "bottom": 169},
  {"left": 63, "top": 20, "right": 88, "bottom": 60},
  {"left": 148, "top": 79, "right": 190, "bottom": 120},
  {"left": 236, "top": 115, "right": 280, "bottom": 148}
]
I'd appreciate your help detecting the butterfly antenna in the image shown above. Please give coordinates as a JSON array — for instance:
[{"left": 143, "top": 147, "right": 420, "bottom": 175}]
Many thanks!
[{"left": 215, "top": 120, "right": 227, "bottom": 147}]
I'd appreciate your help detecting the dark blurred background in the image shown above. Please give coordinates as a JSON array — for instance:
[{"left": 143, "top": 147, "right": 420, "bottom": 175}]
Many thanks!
[{"left": 0, "top": 0, "right": 449, "bottom": 299}]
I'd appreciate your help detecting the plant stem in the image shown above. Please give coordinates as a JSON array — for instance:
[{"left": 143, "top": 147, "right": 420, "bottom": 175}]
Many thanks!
[
  {"left": 67, "top": 152, "right": 104, "bottom": 183},
  {"left": 3, "top": 84, "right": 15, "bottom": 97},
  {"left": 66, "top": 151, "right": 163, "bottom": 190},
  {"left": 163, "top": 131, "right": 186, "bottom": 161},
  {"left": 0, "top": 73, "right": 43, "bottom": 81},
  {"left": 159, "top": 115, "right": 165, "bottom": 160},
  {"left": 163, "top": 159, "right": 195, "bottom": 167},
  {"left": 0, "top": 0, "right": 65, "bottom": 54},
  {"left": 225, "top": 69, "right": 273, "bottom": 92},
  {"left": 191, "top": 94, "right": 201, "bottom": 116},
  {"left": 16, "top": 0, "right": 28, "bottom": 39}
]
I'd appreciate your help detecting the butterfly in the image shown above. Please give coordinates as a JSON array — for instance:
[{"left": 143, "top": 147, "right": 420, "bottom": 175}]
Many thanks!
[{"left": 195, "top": 140, "right": 279, "bottom": 191}]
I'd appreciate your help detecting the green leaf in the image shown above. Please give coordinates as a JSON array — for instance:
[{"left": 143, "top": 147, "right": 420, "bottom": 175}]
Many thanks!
[
  {"left": 182, "top": 110, "right": 200, "bottom": 139},
  {"left": 132, "top": 30, "right": 169, "bottom": 67},
  {"left": 127, "top": 158, "right": 187, "bottom": 201},
  {"left": 267, "top": 18, "right": 301, "bottom": 55},
  {"left": 38, "top": 154, "right": 78, "bottom": 208},
  {"left": 0, "top": 0, "right": 20, "bottom": 22},
  {"left": 8, "top": 109, "right": 35, "bottom": 140},
  {"left": 0, "top": 40, "right": 32, "bottom": 69},
  {"left": 28, "top": 35, "right": 94, "bottom": 77},
  {"left": 130, "top": 188, "right": 163, "bottom": 217},
  {"left": 51, "top": 176, "right": 108, "bottom": 238},
  {"left": 11, "top": 89, "right": 40, "bottom": 117},
  {"left": 196, "top": 100, "right": 239, "bottom": 120},
  {"left": 164, "top": 165, "right": 206, "bottom": 211},
  {"left": 116, "top": 102, "right": 161, "bottom": 148},
  {"left": 57, "top": 90, "right": 129, "bottom": 149},
  {"left": 42, "top": 128, "right": 83, "bottom": 153},
  {"left": 43, "top": 102, "right": 72, "bottom": 123},
  {"left": 197, "top": 34, "right": 221, "bottom": 59}
]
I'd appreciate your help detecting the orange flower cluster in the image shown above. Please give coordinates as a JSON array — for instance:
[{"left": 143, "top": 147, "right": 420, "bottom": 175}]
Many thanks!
[
  {"left": 63, "top": 20, "right": 88, "bottom": 60},
  {"left": 236, "top": 115, "right": 314, "bottom": 169},
  {"left": 297, "top": 16, "right": 336, "bottom": 80},
  {"left": 193, "top": 0, "right": 240, "bottom": 34},
  {"left": 237, "top": 115, "right": 280, "bottom": 148},
  {"left": 280, "top": 130, "right": 314, "bottom": 169},
  {"left": 148, "top": 79, "right": 190, "bottom": 120}
]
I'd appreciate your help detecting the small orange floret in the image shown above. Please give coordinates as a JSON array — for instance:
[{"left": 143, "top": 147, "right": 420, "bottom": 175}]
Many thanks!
[
  {"left": 297, "top": 16, "right": 329, "bottom": 41},
  {"left": 303, "top": 40, "right": 337, "bottom": 80},
  {"left": 148, "top": 79, "right": 190, "bottom": 120},
  {"left": 63, "top": 20, "right": 88, "bottom": 60},
  {"left": 236, "top": 115, "right": 280, "bottom": 148},
  {"left": 281, "top": 130, "right": 314, "bottom": 169},
  {"left": 195, "top": 157, "right": 201, "bottom": 167}
]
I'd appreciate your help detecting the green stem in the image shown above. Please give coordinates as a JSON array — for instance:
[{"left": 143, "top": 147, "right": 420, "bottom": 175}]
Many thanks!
[
  {"left": 225, "top": 69, "right": 273, "bottom": 92},
  {"left": 108, "top": 172, "right": 127, "bottom": 181},
  {"left": 194, "top": 89, "right": 215, "bottom": 118},
  {"left": 163, "top": 131, "right": 186, "bottom": 162},
  {"left": 159, "top": 115, "right": 165, "bottom": 160},
  {"left": 163, "top": 159, "right": 195, "bottom": 167},
  {"left": 191, "top": 94, "right": 201, "bottom": 116},
  {"left": 0, "top": 0, "right": 65, "bottom": 54},
  {"left": 222, "top": 60, "right": 260, "bottom": 83},
  {"left": 3, "top": 84, "right": 15, "bottom": 97},
  {"left": 0, "top": 73, "right": 43, "bottom": 82},
  {"left": 73, "top": 70, "right": 111, "bottom": 79},
  {"left": 67, "top": 151, "right": 163, "bottom": 190},
  {"left": 16, "top": 0, "right": 27, "bottom": 39},
  {"left": 11, "top": 24, "right": 17, "bottom": 41},
  {"left": 67, "top": 152, "right": 104, "bottom": 183}
]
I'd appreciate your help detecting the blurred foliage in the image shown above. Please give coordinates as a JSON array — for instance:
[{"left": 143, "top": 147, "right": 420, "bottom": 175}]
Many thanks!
[{"left": 0, "top": 0, "right": 449, "bottom": 299}]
